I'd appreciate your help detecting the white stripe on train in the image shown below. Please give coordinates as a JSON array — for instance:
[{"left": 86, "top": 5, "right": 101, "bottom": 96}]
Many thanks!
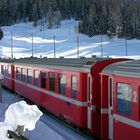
[
  {"left": 5, "top": 77, "right": 110, "bottom": 113},
  {"left": 113, "top": 114, "right": 140, "bottom": 129}
]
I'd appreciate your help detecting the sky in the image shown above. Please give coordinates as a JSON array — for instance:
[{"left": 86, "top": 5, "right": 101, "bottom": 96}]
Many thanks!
[{"left": 0, "top": 19, "right": 140, "bottom": 59}]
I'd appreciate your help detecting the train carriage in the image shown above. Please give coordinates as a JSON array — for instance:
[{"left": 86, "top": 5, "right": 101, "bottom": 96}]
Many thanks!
[
  {"left": 0, "top": 57, "right": 128, "bottom": 139},
  {"left": 0, "top": 59, "right": 15, "bottom": 90},
  {"left": 101, "top": 59, "right": 140, "bottom": 140},
  {"left": 13, "top": 57, "right": 128, "bottom": 136}
]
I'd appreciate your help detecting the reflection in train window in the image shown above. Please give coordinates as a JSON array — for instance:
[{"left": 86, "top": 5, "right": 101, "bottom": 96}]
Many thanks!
[
  {"left": 1, "top": 65, "right": 3, "bottom": 74},
  {"left": 59, "top": 74, "right": 66, "bottom": 94},
  {"left": 49, "top": 72, "right": 55, "bottom": 91},
  {"left": 72, "top": 76, "right": 77, "bottom": 98},
  {"left": 21, "top": 68, "right": 26, "bottom": 82},
  {"left": 34, "top": 70, "right": 39, "bottom": 86},
  {"left": 41, "top": 72, "right": 46, "bottom": 88},
  {"left": 8, "top": 66, "right": 11, "bottom": 77},
  {"left": 3, "top": 65, "right": 7, "bottom": 75},
  {"left": 27, "top": 69, "right": 33, "bottom": 84},
  {"left": 16, "top": 67, "right": 21, "bottom": 80},
  {"left": 117, "top": 83, "right": 132, "bottom": 116}
]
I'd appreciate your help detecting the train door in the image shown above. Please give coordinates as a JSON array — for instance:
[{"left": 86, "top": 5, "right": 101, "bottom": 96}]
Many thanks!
[
  {"left": 109, "top": 77, "right": 113, "bottom": 140},
  {"left": 87, "top": 73, "right": 92, "bottom": 130}
]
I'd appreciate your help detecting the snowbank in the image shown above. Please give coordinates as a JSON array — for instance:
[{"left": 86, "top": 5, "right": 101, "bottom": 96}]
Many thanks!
[{"left": 0, "top": 101, "right": 42, "bottom": 140}]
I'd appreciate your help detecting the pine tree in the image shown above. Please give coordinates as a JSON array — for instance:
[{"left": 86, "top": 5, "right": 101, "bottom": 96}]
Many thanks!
[
  {"left": 0, "top": 28, "right": 3, "bottom": 40},
  {"left": 54, "top": 10, "right": 61, "bottom": 28}
]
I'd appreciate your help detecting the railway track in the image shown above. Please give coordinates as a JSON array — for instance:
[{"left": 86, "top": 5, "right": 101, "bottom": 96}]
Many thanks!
[
  {"left": 40, "top": 108, "right": 97, "bottom": 140},
  {"left": 2, "top": 88, "right": 97, "bottom": 140}
]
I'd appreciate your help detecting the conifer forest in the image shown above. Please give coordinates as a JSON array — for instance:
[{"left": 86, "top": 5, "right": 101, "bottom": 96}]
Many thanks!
[{"left": 0, "top": 0, "right": 140, "bottom": 39}]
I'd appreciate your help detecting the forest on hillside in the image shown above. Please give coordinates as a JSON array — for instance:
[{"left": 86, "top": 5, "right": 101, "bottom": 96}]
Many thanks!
[{"left": 0, "top": 0, "right": 140, "bottom": 39}]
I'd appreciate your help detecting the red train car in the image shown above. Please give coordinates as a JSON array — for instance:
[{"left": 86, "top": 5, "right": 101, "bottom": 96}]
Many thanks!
[
  {"left": 101, "top": 59, "right": 140, "bottom": 140},
  {"left": 0, "top": 59, "right": 15, "bottom": 90},
  {"left": 0, "top": 57, "right": 128, "bottom": 139}
]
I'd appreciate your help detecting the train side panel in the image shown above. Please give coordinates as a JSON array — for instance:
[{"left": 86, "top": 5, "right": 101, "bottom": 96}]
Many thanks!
[
  {"left": 113, "top": 76, "right": 140, "bottom": 140},
  {"left": 14, "top": 66, "right": 88, "bottom": 128},
  {"left": 90, "top": 58, "right": 128, "bottom": 137},
  {"left": 100, "top": 74, "right": 109, "bottom": 140}
]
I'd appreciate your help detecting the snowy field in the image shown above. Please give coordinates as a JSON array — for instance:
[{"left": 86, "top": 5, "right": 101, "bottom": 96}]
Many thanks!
[
  {"left": 0, "top": 20, "right": 140, "bottom": 59},
  {"left": 0, "top": 88, "right": 89, "bottom": 140}
]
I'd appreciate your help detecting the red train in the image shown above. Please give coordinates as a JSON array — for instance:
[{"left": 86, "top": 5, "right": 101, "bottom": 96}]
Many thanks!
[{"left": 0, "top": 57, "right": 139, "bottom": 140}]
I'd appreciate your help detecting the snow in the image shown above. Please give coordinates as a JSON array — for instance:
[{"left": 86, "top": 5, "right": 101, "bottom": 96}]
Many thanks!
[
  {"left": 0, "top": 20, "right": 140, "bottom": 59},
  {"left": 4, "top": 101, "right": 42, "bottom": 131},
  {"left": 0, "top": 89, "right": 88, "bottom": 140},
  {"left": 25, "top": 121, "right": 66, "bottom": 140},
  {"left": 0, "top": 101, "right": 42, "bottom": 140}
]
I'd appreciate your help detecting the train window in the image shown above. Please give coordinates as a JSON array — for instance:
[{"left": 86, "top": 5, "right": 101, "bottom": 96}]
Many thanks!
[
  {"left": 72, "top": 76, "right": 77, "bottom": 98},
  {"left": 117, "top": 83, "right": 132, "bottom": 116},
  {"left": 16, "top": 67, "right": 21, "bottom": 80},
  {"left": 88, "top": 76, "right": 91, "bottom": 101},
  {"left": 49, "top": 72, "right": 55, "bottom": 91},
  {"left": 3, "top": 65, "right": 7, "bottom": 75},
  {"left": 34, "top": 70, "right": 39, "bottom": 86},
  {"left": 0, "top": 65, "right": 11, "bottom": 76},
  {"left": 21, "top": 68, "right": 26, "bottom": 82},
  {"left": 2, "top": 65, "right": 5, "bottom": 75},
  {"left": 59, "top": 74, "right": 66, "bottom": 95},
  {"left": 5, "top": 66, "right": 8, "bottom": 76},
  {"left": 27, "top": 69, "right": 33, "bottom": 84},
  {"left": 8, "top": 66, "right": 11, "bottom": 77},
  {"left": 41, "top": 72, "right": 46, "bottom": 88},
  {"left": 1, "top": 65, "right": 3, "bottom": 74}
]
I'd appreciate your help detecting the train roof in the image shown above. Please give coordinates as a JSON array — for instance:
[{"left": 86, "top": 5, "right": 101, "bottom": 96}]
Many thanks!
[
  {"left": 14, "top": 57, "right": 106, "bottom": 66},
  {"left": 15, "top": 57, "right": 108, "bottom": 72},
  {"left": 0, "top": 57, "right": 110, "bottom": 72},
  {"left": 0, "top": 58, "right": 14, "bottom": 63},
  {"left": 101, "top": 59, "right": 140, "bottom": 78}
]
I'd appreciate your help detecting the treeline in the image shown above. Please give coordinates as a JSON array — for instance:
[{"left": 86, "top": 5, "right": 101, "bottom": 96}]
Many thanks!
[
  {"left": 0, "top": 0, "right": 140, "bottom": 39},
  {"left": 0, "top": 0, "right": 90, "bottom": 28},
  {"left": 79, "top": 0, "right": 140, "bottom": 39}
]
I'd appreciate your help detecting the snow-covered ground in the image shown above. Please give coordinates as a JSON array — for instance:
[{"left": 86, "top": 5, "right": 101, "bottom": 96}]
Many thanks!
[
  {"left": 0, "top": 88, "right": 89, "bottom": 140},
  {"left": 0, "top": 20, "right": 140, "bottom": 59},
  {"left": 0, "top": 100, "right": 42, "bottom": 140}
]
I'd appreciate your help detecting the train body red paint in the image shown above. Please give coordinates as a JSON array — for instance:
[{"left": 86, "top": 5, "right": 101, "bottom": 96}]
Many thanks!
[
  {"left": 1, "top": 57, "right": 139, "bottom": 140},
  {"left": 101, "top": 59, "right": 140, "bottom": 140}
]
